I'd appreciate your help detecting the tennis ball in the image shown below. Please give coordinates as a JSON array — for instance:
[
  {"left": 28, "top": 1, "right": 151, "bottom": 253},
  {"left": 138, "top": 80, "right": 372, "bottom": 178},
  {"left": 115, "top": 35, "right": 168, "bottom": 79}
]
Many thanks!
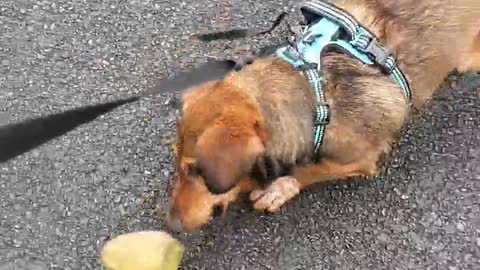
[{"left": 101, "top": 230, "right": 185, "bottom": 270}]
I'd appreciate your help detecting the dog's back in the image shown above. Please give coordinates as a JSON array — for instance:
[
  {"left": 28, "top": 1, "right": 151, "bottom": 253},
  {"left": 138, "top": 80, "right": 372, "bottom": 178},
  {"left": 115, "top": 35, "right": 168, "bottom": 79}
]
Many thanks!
[{"left": 331, "top": 0, "right": 480, "bottom": 104}]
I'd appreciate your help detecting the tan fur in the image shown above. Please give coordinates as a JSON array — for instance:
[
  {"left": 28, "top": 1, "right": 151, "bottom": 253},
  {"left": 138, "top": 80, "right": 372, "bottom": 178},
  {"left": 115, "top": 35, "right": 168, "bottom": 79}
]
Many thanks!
[
  {"left": 334, "top": 0, "right": 480, "bottom": 106},
  {"left": 229, "top": 58, "right": 317, "bottom": 164},
  {"left": 166, "top": 0, "right": 480, "bottom": 232}
]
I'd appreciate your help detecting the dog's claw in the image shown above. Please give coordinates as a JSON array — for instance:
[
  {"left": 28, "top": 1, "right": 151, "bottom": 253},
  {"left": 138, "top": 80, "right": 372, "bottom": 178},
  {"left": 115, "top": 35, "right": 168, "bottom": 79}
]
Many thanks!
[{"left": 249, "top": 176, "right": 300, "bottom": 212}]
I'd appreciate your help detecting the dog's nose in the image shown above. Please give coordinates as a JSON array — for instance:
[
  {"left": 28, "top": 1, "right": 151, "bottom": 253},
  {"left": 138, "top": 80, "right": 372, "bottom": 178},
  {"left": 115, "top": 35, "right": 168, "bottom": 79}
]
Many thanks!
[
  {"left": 165, "top": 207, "right": 184, "bottom": 233},
  {"left": 204, "top": 179, "right": 232, "bottom": 195}
]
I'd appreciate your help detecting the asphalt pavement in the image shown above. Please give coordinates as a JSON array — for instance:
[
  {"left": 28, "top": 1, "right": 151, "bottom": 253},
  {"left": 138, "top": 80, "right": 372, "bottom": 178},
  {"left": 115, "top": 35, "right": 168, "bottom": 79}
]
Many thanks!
[{"left": 0, "top": 0, "right": 479, "bottom": 269}]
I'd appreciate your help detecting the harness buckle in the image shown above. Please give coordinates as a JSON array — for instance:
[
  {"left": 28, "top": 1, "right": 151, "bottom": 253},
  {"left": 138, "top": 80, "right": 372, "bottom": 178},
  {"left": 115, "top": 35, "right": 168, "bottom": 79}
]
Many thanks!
[
  {"left": 315, "top": 118, "right": 330, "bottom": 126},
  {"left": 356, "top": 33, "right": 391, "bottom": 70},
  {"left": 298, "top": 62, "right": 318, "bottom": 71}
]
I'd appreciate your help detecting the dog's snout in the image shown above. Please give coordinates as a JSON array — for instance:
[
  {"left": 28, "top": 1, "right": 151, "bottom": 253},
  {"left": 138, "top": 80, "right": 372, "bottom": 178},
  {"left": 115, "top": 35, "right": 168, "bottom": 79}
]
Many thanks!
[{"left": 166, "top": 207, "right": 184, "bottom": 233}]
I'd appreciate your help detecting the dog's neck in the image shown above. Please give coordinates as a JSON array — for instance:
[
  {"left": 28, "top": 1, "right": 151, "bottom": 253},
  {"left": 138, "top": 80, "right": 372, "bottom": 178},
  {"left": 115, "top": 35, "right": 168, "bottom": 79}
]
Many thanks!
[{"left": 225, "top": 57, "right": 318, "bottom": 166}]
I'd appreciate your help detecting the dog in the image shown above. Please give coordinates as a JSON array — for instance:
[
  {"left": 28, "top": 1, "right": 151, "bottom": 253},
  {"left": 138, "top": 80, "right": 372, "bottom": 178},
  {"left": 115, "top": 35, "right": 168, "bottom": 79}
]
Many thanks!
[{"left": 165, "top": 0, "right": 480, "bottom": 232}]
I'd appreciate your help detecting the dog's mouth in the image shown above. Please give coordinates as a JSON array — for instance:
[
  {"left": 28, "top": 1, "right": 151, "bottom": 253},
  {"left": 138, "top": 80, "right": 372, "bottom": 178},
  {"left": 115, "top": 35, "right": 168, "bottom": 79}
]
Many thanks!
[{"left": 211, "top": 194, "right": 234, "bottom": 220}]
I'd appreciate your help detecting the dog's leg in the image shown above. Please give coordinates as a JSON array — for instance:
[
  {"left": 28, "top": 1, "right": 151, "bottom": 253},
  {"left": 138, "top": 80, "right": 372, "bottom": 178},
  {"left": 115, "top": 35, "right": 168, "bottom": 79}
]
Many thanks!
[
  {"left": 250, "top": 159, "right": 378, "bottom": 212},
  {"left": 249, "top": 175, "right": 301, "bottom": 212}
]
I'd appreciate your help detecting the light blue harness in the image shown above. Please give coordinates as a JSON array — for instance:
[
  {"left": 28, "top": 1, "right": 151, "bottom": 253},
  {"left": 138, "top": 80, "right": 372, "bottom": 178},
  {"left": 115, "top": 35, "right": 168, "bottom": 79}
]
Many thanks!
[{"left": 275, "top": 0, "right": 412, "bottom": 154}]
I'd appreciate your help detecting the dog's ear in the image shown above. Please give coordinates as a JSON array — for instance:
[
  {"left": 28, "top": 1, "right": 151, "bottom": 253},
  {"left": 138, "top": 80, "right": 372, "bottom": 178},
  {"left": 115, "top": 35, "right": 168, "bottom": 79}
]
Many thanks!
[{"left": 194, "top": 121, "right": 265, "bottom": 194}]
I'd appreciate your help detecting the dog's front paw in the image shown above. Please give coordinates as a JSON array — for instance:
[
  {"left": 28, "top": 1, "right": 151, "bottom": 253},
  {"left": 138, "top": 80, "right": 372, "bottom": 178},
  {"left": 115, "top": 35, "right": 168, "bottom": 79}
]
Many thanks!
[{"left": 249, "top": 176, "right": 300, "bottom": 213}]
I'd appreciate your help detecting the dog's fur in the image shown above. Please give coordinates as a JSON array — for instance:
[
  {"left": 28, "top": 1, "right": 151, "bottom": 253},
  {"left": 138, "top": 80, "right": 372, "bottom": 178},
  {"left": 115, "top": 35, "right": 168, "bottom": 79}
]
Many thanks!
[{"left": 166, "top": 0, "right": 480, "bottom": 232}]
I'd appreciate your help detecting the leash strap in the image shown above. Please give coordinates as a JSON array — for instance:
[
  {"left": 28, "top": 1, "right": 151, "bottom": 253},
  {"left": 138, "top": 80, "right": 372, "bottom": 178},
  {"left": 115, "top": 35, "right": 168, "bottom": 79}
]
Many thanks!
[
  {"left": 0, "top": 97, "right": 139, "bottom": 163},
  {"left": 0, "top": 59, "right": 239, "bottom": 163},
  {"left": 193, "top": 12, "right": 288, "bottom": 41},
  {"left": 1, "top": 2, "right": 414, "bottom": 164}
]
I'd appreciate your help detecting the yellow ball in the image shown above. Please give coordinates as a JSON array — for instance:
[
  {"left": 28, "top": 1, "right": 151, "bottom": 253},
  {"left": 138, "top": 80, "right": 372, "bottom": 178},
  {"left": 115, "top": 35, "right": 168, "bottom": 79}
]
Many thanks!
[{"left": 101, "top": 230, "right": 185, "bottom": 270}]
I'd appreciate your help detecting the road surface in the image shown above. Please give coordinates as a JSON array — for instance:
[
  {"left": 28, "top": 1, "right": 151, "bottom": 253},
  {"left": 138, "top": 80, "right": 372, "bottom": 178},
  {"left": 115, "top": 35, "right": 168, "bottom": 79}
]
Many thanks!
[{"left": 1, "top": 0, "right": 479, "bottom": 269}]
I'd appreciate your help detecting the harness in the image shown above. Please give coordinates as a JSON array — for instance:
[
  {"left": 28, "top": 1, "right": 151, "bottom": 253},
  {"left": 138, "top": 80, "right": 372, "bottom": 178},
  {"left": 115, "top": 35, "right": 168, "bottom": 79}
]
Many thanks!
[{"left": 274, "top": 0, "right": 412, "bottom": 154}]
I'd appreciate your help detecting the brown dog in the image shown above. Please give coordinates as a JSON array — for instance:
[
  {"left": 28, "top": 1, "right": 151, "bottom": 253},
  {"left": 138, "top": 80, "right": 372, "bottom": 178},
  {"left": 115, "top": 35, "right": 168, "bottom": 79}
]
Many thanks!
[{"left": 166, "top": 0, "right": 480, "bottom": 232}]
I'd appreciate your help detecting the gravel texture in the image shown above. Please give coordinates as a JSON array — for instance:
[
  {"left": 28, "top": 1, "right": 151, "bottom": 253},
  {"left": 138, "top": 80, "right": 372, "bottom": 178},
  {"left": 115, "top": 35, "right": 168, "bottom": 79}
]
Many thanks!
[{"left": 0, "top": 0, "right": 479, "bottom": 270}]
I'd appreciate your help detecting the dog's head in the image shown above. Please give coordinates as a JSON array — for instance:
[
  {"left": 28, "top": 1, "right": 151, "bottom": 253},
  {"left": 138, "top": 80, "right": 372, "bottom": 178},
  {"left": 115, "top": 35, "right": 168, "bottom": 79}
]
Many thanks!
[{"left": 165, "top": 80, "right": 267, "bottom": 232}]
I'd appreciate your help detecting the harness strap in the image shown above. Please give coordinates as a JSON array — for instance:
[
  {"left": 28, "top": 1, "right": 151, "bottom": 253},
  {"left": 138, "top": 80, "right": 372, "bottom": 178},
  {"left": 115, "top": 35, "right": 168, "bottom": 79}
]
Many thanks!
[
  {"left": 191, "top": 1, "right": 413, "bottom": 155},
  {"left": 301, "top": 0, "right": 412, "bottom": 100},
  {"left": 304, "top": 68, "right": 330, "bottom": 153},
  {"left": 275, "top": 1, "right": 413, "bottom": 154},
  {"left": 275, "top": 18, "right": 343, "bottom": 150}
]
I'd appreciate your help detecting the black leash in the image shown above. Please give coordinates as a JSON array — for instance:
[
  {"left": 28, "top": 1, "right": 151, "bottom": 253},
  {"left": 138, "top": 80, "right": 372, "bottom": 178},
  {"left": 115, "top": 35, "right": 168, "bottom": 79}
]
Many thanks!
[
  {"left": 0, "top": 59, "right": 237, "bottom": 163},
  {"left": 0, "top": 10, "right": 291, "bottom": 164},
  {"left": 0, "top": 97, "right": 138, "bottom": 163},
  {"left": 193, "top": 12, "right": 288, "bottom": 41},
  {"left": 193, "top": 11, "right": 301, "bottom": 62}
]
